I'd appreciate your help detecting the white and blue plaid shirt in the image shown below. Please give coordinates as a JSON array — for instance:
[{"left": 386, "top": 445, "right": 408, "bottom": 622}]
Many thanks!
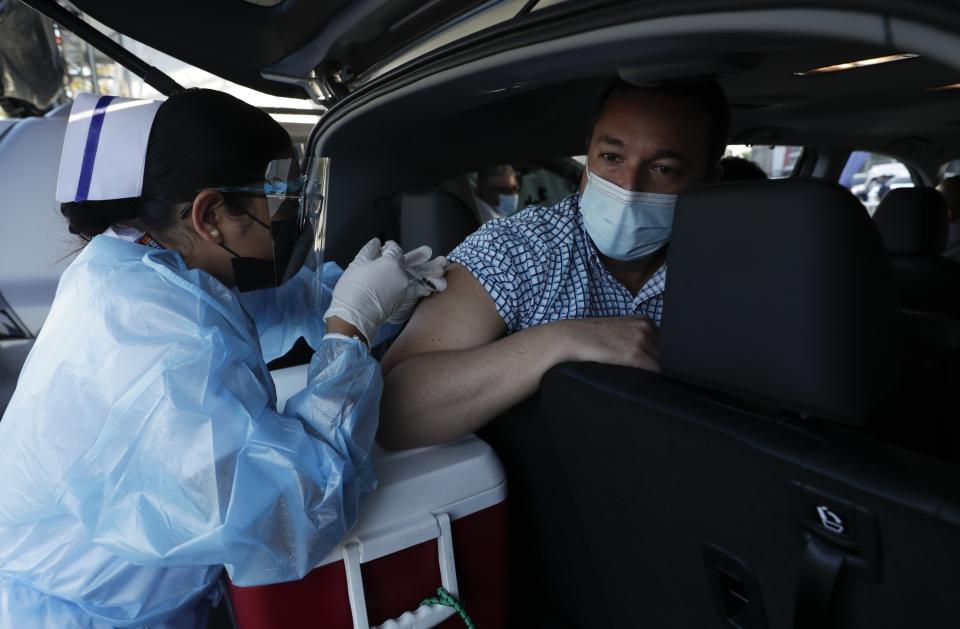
[{"left": 448, "top": 192, "right": 667, "bottom": 333}]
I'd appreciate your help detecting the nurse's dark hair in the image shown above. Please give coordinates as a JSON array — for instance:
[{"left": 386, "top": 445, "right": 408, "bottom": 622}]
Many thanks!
[
  {"left": 586, "top": 79, "right": 730, "bottom": 166},
  {"left": 61, "top": 89, "right": 291, "bottom": 241}
]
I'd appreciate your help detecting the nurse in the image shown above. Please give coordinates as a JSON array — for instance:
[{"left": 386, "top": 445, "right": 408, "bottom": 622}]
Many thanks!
[{"left": 0, "top": 89, "right": 446, "bottom": 627}]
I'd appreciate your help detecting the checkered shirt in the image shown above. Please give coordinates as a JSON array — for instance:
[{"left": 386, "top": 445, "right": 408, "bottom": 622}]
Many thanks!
[{"left": 448, "top": 192, "right": 667, "bottom": 333}]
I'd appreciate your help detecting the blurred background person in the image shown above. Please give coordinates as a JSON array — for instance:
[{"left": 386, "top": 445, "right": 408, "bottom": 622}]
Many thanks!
[{"left": 474, "top": 164, "right": 521, "bottom": 222}]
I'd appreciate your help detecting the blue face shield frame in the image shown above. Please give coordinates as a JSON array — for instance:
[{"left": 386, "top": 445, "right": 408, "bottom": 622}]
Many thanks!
[{"left": 176, "top": 157, "right": 329, "bottom": 292}]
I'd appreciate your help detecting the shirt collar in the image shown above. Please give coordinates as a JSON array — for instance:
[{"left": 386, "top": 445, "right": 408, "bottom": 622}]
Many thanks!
[
  {"left": 568, "top": 191, "right": 668, "bottom": 298},
  {"left": 641, "top": 262, "right": 669, "bottom": 297},
  {"left": 569, "top": 192, "right": 605, "bottom": 267},
  {"left": 474, "top": 194, "right": 504, "bottom": 222}
]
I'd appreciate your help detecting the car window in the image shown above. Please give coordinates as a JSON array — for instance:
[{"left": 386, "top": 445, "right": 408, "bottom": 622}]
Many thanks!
[
  {"left": 724, "top": 145, "right": 803, "bottom": 179},
  {"left": 939, "top": 159, "right": 960, "bottom": 182},
  {"left": 839, "top": 151, "right": 916, "bottom": 215},
  {"left": 937, "top": 160, "right": 960, "bottom": 227},
  {"left": 55, "top": 26, "right": 321, "bottom": 147},
  {"left": 516, "top": 160, "right": 581, "bottom": 208}
]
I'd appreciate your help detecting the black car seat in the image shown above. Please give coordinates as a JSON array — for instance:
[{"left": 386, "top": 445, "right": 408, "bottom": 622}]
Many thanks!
[
  {"left": 399, "top": 188, "right": 480, "bottom": 256},
  {"left": 531, "top": 180, "right": 960, "bottom": 628},
  {"left": 869, "top": 188, "right": 960, "bottom": 458},
  {"left": 872, "top": 187, "right": 960, "bottom": 317},
  {"left": 364, "top": 186, "right": 479, "bottom": 359}
]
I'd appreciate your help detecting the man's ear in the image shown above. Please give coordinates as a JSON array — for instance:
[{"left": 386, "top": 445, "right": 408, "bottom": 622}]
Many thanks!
[{"left": 190, "top": 190, "right": 225, "bottom": 244}]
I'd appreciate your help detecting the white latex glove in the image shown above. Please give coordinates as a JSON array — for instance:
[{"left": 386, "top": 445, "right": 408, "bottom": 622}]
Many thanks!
[
  {"left": 324, "top": 239, "right": 447, "bottom": 342},
  {"left": 385, "top": 245, "right": 448, "bottom": 324}
]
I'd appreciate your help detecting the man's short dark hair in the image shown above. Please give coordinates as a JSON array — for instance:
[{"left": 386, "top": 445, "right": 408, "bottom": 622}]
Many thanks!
[{"left": 587, "top": 79, "right": 731, "bottom": 166}]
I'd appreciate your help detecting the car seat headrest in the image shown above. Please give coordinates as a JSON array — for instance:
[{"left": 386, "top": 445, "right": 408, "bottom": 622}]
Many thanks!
[
  {"left": 873, "top": 187, "right": 947, "bottom": 255},
  {"left": 661, "top": 180, "right": 901, "bottom": 426},
  {"left": 400, "top": 189, "right": 479, "bottom": 256}
]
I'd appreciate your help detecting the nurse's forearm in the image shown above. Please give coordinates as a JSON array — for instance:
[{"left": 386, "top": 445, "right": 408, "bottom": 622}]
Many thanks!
[
  {"left": 378, "top": 322, "right": 574, "bottom": 450},
  {"left": 325, "top": 316, "right": 366, "bottom": 344}
]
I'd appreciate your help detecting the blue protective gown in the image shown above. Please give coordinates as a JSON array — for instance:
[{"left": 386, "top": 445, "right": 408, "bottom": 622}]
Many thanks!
[{"left": 0, "top": 235, "right": 382, "bottom": 628}]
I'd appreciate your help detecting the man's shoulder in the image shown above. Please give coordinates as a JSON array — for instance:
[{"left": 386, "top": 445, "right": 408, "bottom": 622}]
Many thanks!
[
  {"left": 510, "top": 193, "right": 581, "bottom": 229},
  {"left": 453, "top": 193, "right": 581, "bottom": 255}
]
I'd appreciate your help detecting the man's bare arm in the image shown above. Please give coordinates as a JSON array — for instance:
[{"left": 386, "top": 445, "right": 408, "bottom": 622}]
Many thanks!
[
  {"left": 379, "top": 264, "right": 660, "bottom": 450},
  {"left": 381, "top": 264, "right": 508, "bottom": 375}
]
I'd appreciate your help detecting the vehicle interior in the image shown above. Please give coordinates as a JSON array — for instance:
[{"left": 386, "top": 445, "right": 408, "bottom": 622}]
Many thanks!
[
  {"left": 306, "top": 4, "right": 960, "bottom": 627},
  {"left": 7, "top": 1, "right": 960, "bottom": 627}
]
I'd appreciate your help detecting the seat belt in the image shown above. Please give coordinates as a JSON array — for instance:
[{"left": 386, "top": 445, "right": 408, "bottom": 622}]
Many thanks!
[{"left": 793, "top": 535, "right": 845, "bottom": 629}]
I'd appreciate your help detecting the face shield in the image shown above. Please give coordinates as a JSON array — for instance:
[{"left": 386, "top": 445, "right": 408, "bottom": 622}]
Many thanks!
[{"left": 210, "top": 156, "right": 328, "bottom": 293}]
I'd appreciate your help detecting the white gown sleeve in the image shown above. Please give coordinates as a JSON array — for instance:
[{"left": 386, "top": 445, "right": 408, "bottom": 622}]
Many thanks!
[
  {"left": 235, "top": 262, "right": 341, "bottom": 361},
  {"left": 237, "top": 261, "right": 403, "bottom": 361}
]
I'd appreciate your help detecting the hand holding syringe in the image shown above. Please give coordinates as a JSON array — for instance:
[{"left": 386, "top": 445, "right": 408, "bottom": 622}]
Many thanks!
[
  {"left": 324, "top": 239, "right": 450, "bottom": 341},
  {"left": 404, "top": 258, "right": 446, "bottom": 292},
  {"left": 385, "top": 244, "right": 448, "bottom": 325}
]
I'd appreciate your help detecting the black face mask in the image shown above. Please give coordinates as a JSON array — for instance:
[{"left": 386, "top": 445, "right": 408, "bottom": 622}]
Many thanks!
[
  {"left": 228, "top": 255, "right": 276, "bottom": 293},
  {"left": 220, "top": 211, "right": 302, "bottom": 293}
]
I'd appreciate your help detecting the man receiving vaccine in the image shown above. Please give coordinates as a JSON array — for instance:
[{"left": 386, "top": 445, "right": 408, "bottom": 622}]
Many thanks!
[{"left": 379, "top": 80, "right": 730, "bottom": 449}]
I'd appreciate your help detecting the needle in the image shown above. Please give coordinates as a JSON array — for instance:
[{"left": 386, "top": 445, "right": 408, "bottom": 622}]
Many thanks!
[{"left": 404, "top": 264, "right": 440, "bottom": 291}]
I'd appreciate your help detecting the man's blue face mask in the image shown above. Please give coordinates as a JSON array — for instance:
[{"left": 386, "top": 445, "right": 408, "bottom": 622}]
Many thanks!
[
  {"left": 497, "top": 193, "right": 521, "bottom": 217},
  {"left": 578, "top": 169, "right": 677, "bottom": 261}
]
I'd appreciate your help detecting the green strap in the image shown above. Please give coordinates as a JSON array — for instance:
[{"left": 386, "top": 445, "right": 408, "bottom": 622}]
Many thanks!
[{"left": 421, "top": 586, "right": 475, "bottom": 628}]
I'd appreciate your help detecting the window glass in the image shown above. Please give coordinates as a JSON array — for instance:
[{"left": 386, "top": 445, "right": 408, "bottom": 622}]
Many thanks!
[
  {"left": 52, "top": 25, "right": 320, "bottom": 143},
  {"left": 839, "top": 151, "right": 915, "bottom": 215},
  {"left": 515, "top": 160, "right": 581, "bottom": 208},
  {"left": 939, "top": 159, "right": 960, "bottom": 182},
  {"left": 938, "top": 161, "right": 960, "bottom": 261},
  {"left": 723, "top": 145, "right": 803, "bottom": 180}
]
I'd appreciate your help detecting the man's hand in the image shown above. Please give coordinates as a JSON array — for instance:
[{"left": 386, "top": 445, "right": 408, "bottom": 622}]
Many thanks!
[{"left": 557, "top": 316, "right": 661, "bottom": 372}]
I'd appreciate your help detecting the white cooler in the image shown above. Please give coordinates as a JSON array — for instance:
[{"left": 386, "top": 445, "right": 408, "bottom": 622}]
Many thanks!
[{"left": 228, "top": 368, "right": 509, "bottom": 629}]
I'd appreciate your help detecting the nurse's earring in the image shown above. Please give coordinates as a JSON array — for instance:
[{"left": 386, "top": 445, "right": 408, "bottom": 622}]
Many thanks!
[{"left": 209, "top": 229, "right": 221, "bottom": 239}]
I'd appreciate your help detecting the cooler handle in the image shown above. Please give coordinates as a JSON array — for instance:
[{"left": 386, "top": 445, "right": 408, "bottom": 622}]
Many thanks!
[{"left": 344, "top": 512, "right": 460, "bottom": 629}]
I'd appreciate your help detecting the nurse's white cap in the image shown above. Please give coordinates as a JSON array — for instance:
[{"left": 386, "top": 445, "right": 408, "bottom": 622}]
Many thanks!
[{"left": 55, "top": 93, "right": 163, "bottom": 203}]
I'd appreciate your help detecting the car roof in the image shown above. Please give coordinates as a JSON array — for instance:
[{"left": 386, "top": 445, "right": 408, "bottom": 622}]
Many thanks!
[
  {"left": 303, "top": 3, "right": 960, "bottom": 177},
  {"left": 28, "top": 0, "right": 960, "bottom": 171},
  {"left": 62, "top": 0, "right": 496, "bottom": 98}
]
